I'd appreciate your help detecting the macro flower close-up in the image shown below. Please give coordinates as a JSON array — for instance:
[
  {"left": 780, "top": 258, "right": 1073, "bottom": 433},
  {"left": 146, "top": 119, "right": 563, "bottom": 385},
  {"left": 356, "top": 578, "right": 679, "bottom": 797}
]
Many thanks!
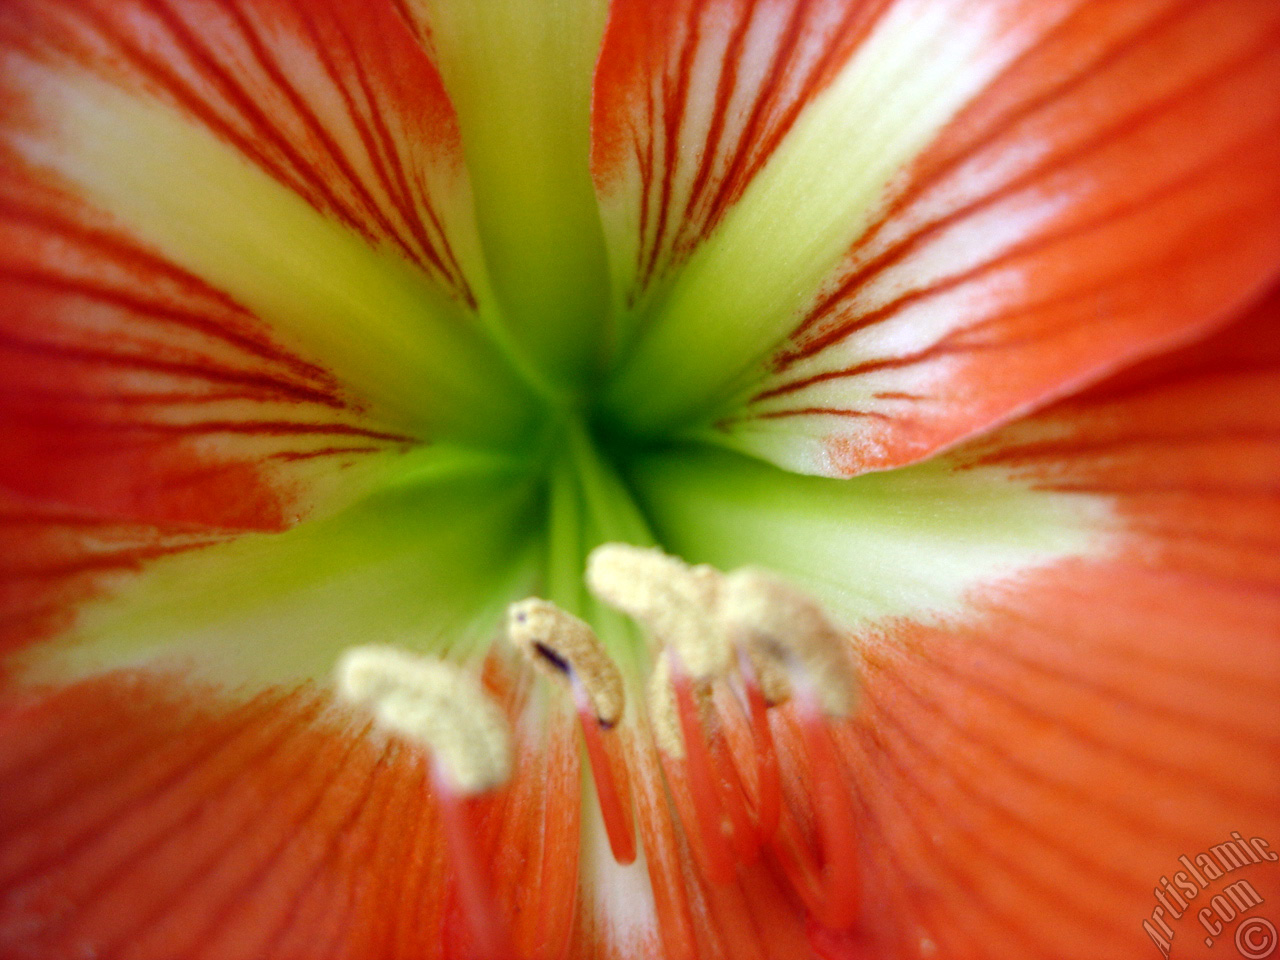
[{"left": 1, "top": 0, "right": 1279, "bottom": 958}]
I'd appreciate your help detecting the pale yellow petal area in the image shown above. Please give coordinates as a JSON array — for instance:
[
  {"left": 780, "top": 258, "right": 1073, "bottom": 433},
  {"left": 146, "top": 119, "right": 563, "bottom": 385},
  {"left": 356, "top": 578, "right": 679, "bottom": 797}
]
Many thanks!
[
  {"left": 630, "top": 445, "right": 1114, "bottom": 634},
  {"left": 606, "top": 0, "right": 1064, "bottom": 433},
  {"left": 13, "top": 457, "right": 540, "bottom": 689},
  {"left": 5, "top": 65, "right": 536, "bottom": 445},
  {"left": 400, "top": 0, "right": 612, "bottom": 384}
]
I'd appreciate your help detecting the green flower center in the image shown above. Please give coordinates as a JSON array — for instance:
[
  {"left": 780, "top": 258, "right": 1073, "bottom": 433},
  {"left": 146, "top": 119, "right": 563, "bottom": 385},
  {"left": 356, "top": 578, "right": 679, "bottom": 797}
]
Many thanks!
[{"left": 17, "top": 67, "right": 1110, "bottom": 699}]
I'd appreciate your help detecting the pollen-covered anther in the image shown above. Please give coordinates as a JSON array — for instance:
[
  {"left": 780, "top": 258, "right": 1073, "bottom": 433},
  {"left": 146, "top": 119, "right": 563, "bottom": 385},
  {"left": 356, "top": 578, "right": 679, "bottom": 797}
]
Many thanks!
[
  {"left": 506, "top": 598, "right": 624, "bottom": 726},
  {"left": 334, "top": 646, "right": 518, "bottom": 957},
  {"left": 335, "top": 645, "right": 511, "bottom": 795},
  {"left": 646, "top": 651, "right": 714, "bottom": 759},
  {"left": 741, "top": 642, "right": 793, "bottom": 708},
  {"left": 586, "top": 542, "right": 730, "bottom": 681},
  {"left": 505, "top": 598, "right": 637, "bottom": 867},
  {"left": 720, "top": 567, "right": 858, "bottom": 718},
  {"left": 719, "top": 570, "right": 863, "bottom": 930}
]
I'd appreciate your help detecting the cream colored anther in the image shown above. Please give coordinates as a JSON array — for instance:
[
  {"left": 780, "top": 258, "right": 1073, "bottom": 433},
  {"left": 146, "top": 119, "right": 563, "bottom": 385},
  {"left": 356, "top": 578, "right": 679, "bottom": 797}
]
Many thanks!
[
  {"left": 506, "top": 598, "right": 625, "bottom": 727},
  {"left": 740, "top": 643, "right": 793, "bottom": 708},
  {"left": 586, "top": 543, "right": 731, "bottom": 681},
  {"left": 646, "top": 651, "right": 714, "bottom": 758},
  {"left": 335, "top": 646, "right": 511, "bottom": 795},
  {"left": 720, "top": 569, "right": 858, "bottom": 717}
]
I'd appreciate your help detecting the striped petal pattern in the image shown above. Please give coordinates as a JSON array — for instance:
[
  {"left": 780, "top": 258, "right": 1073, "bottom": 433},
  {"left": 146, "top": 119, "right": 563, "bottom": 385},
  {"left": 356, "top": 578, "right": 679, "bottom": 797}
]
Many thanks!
[
  {"left": 0, "top": 0, "right": 539, "bottom": 652},
  {"left": 0, "top": 670, "right": 584, "bottom": 960},
  {"left": 599, "top": 0, "right": 1071, "bottom": 430},
  {"left": 0, "top": 2, "right": 1277, "bottom": 959},
  {"left": 0, "top": 0, "right": 533, "bottom": 444},
  {"left": 830, "top": 287, "right": 1280, "bottom": 959},
  {"left": 595, "top": 0, "right": 1280, "bottom": 476}
]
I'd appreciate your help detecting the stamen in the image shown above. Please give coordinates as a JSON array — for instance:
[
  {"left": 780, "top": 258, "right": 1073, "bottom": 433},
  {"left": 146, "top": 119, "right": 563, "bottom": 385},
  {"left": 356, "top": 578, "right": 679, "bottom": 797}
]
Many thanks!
[
  {"left": 593, "top": 547, "right": 806, "bottom": 880},
  {"left": 770, "top": 706, "right": 862, "bottom": 931},
  {"left": 666, "top": 649, "right": 736, "bottom": 885},
  {"left": 704, "top": 703, "right": 761, "bottom": 866},
  {"left": 646, "top": 651, "right": 707, "bottom": 759},
  {"left": 507, "top": 598, "right": 625, "bottom": 726},
  {"left": 588, "top": 546, "right": 863, "bottom": 923},
  {"left": 335, "top": 645, "right": 511, "bottom": 794},
  {"left": 735, "top": 646, "right": 781, "bottom": 842},
  {"left": 587, "top": 543, "right": 731, "bottom": 681},
  {"left": 574, "top": 684, "right": 637, "bottom": 866},
  {"left": 743, "top": 643, "right": 792, "bottom": 708},
  {"left": 334, "top": 646, "right": 514, "bottom": 958},
  {"left": 506, "top": 599, "right": 636, "bottom": 865},
  {"left": 718, "top": 570, "right": 862, "bottom": 927},
  {"left": 720, "top": 568, "right": 858, "bottom": 717},
  {"left": 801, "top": 708, "right": 861, "bottom": 930},
  {"left": 434, "top": 769, "right": 513, "bottom": 960}
]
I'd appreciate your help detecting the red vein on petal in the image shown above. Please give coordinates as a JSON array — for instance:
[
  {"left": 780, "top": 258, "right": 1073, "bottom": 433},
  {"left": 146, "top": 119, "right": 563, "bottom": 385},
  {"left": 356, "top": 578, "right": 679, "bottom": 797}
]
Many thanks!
[
  {"left": 775, "top": 14, "right": 1280, "bottom": 370},
  {"left": 754, "top": 118, "right": 1280, "bottom": 406},
  {"left": 305, "top": 12, "right": 470, "bottom": 300},
  {"left": 96, "top": 701, "right": 369, "bottom": 959},
  {"left": 299, "top": 744, "right": 403, "bottom": 960},
  {"left": 864, "top": 654, "right": 1222, "bottom": 883},
  {"left": 219, "top": 0, "right": 421, "bottom": 267},
  {"left": 671, "top": 0, "right": 757, "bottom": 258},
  {"left": 140, "top": 0, "right": 371, "bottom": 241},
  {"left": 638, "top": 0, "right": 703, "bottom": 293},
  {"left": 909, "top": 631, "right": 1273, "bottom": 815},
  {"left": 0, "top": 200, "right": 339, "bottom": 387},
  {"left": 783, "top": 0, "right": 1198, "bottom": 350},
  {"left": 857, "top": 680, "right": 1137, "bottom": 940},
  {"left": 243, "top": 743, "right": 394, "bottom": 960},
  {"left": 53, "top": 1, "right": 319, "bottom": 215},
  {"left": 0, "top": 687, "right": 304, "bottom": 894},
  {"left": 847, "top": 711, "right": 1064, "bottom": 959},
  {"left": 0, "top": 324, "right": 344, "bottom": 409}
]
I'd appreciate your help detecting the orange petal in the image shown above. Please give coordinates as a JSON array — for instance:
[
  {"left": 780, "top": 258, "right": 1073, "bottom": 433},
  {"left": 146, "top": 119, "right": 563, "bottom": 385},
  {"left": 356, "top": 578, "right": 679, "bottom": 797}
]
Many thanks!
[
  {"left": 1, "top": 0, "right": 480, "bottom": 301},
  {"left": 825, "top": 287, "right": 1280, "bottom": 959},
  {"left": 603, "top": 0, "right": 1280, "bottom": 476},
  {"left": 0, "top": 0, "right": 536, "bottom": 656},
  {"left": 0, "top": 665, "right": 595, "bottom": 960},
  {"left": 0, "top": 0, "right": 533, "bottom": 451}
]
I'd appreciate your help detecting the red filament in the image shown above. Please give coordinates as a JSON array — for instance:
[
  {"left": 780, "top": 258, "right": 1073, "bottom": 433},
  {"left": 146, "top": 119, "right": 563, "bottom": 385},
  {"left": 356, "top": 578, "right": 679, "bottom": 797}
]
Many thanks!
[
  {"left": 436, "top": 779, "right": 516, "bottom": 960},
  {"left": 572, "top": 679, "right": 637, "bottom": 866},
  {"left": 669, "top": 651, "right": 737, "bottom": 884},
  {"left": 770, "top": 701, "right": 861, "bottom": 931}
]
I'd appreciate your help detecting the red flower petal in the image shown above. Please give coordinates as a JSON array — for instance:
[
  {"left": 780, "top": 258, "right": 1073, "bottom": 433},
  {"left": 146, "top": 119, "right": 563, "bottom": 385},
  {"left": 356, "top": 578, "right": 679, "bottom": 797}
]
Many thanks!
[
  {"left": 4, "top": 284, "right": 1277, "bottom": 956},
  {"left": 0, "top": 177, "right": 414, "bottom": 526},
  {"left": 2, "top": 0, "right": 478, "bottom": 301}
]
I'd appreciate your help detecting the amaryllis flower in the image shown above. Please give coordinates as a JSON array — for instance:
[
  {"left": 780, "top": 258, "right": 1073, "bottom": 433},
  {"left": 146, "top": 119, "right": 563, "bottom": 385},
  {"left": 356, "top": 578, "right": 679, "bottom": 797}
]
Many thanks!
[{"left": 1, "top": 0, "right": 1278, "bottom": 958}]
